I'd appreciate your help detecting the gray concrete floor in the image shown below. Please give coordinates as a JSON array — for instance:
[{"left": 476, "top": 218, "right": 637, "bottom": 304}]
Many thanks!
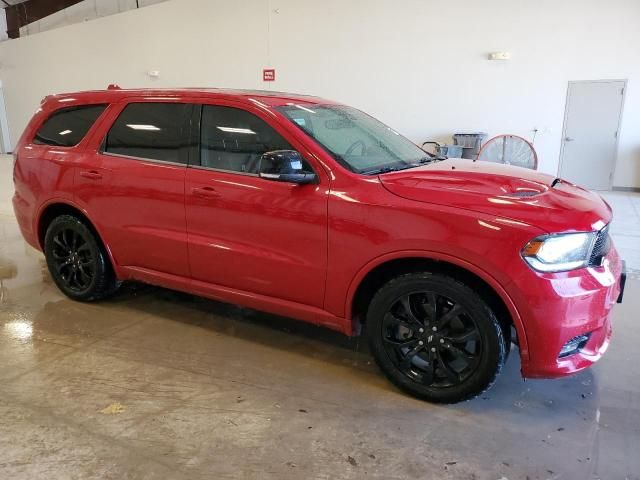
[{"left": 1, "top": 154, "right": 639, "bottom": 480}]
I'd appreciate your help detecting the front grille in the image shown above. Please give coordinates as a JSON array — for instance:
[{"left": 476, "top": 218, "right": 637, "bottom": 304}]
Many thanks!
[{"left": 589, "top": 225, "right": 611, "bottom": 266}]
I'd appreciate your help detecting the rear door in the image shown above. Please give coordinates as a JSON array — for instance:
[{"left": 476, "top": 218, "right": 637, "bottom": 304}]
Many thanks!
[{"left": 75, "top": 100, "right": 192, "bottom": 277}]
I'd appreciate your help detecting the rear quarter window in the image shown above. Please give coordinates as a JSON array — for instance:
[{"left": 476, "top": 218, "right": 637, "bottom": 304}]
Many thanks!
[{"left": 33, "top": 104, "right": 107, "bottom": 147}]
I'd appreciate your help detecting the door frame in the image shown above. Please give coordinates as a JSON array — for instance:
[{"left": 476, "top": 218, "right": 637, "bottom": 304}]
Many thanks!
[
  {"left": 0, "top": 81, "right": 12, "bottom": 153},
  {"left": 558, "top": 79, "right": 627, "bottom": 190}
]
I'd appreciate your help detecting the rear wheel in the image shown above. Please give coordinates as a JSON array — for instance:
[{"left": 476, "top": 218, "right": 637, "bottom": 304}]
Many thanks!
[
  {"left": 44, "top": 215, "right": 118, "bottom": 301},
  {"left": 367, "top": 272, "right": 507, "bottom": 403}
]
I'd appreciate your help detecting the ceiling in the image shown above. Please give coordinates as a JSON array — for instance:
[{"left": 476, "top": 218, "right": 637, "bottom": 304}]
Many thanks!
[
  {"left": 3, "top": 0, "right": 87, "bottom": 38},
  {"left": 1, "top": 0, "right": 30, "bottom": 7}
]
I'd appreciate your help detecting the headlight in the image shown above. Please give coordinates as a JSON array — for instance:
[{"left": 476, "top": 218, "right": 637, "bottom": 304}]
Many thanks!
[{"left": 521, "top": 232, "right": 595, "bottom": 272}]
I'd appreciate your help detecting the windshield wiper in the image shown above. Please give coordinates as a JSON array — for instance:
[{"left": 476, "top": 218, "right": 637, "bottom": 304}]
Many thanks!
[
  {"left": 384, "top": 157, "right": 444, "bottom": 172},
  {"left": 417, "top": 155, "right": 446, "bottom": 163},
  {"left": 393, "top": 156, "right": 444, "bottom": 168},
  {"left": 363, "top": 166, "right": 401, "bottom": 175},
  {"left": 363, "top": 155, "right": 449, "bottom": 175},
  {"left": 365, "top": 159, "right": 444, "bottom": 175}
]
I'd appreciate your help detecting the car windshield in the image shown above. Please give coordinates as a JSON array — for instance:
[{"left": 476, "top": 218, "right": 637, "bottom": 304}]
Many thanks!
[{"left": 276, "top": 104, "right": 431, "bottom": 174}]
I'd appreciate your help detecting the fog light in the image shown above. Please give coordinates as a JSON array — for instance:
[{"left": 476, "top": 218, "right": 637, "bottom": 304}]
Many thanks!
[{"left": 558, "top": 334, "right": 591, "bottom": 358}]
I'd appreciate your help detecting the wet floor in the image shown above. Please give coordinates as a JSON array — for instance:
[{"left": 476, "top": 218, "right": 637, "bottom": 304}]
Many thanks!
[{"left": 1, "top": 156, "right": 639, "bottom": 479}]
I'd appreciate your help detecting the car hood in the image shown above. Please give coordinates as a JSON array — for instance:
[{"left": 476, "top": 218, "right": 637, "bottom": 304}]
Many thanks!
[{"left": 379, "top": 159, "right": 611, "bottom": 233}]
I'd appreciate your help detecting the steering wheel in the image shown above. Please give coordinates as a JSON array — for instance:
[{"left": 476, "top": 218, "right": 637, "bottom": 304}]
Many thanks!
[{"left": 345, "top": 140, "right": 366, "bottom": 156}]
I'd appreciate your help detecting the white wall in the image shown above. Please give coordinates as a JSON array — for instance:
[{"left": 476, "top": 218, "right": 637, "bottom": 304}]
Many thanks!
[{"left": 0, "top": 0, "right": 639, "bottom": 187}]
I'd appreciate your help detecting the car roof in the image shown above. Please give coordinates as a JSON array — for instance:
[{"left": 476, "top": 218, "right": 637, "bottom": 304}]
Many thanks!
[{"left": 43, "top": 87, "right": 338, "bottom": 108}]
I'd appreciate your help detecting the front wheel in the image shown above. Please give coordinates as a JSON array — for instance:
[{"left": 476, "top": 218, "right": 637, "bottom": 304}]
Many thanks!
[{"left": 367, "top": 272, "right": 507, "bottom": 403}]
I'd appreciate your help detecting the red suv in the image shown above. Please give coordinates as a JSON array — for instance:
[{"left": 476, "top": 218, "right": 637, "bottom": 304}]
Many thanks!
[{"left": 12, "top": 87, "right": 625, "bottom": 403}]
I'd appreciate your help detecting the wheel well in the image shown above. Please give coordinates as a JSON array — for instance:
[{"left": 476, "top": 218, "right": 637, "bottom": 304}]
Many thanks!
[
  {"left": 351, "top": 258, "right": 513, "bottom": 341},
  {"left": 38, "top": 203, "right": 104, "bottom": 252}
]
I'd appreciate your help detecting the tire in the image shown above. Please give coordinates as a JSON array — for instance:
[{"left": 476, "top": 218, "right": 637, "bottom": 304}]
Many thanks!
[
  {"left": 44, "top": 215, "right": 118, "bottom": 302},
  {"left": 367, "top": 272, "right": 507, "bottom": 404}
]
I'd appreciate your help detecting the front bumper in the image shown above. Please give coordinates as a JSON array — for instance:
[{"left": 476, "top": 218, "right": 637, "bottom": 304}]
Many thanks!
[
  {"left": 617, "top": 260, "right": 627, "bottom": 303},
  {"left": 509, "top": 244, "right": 623, "bottom": 379}
]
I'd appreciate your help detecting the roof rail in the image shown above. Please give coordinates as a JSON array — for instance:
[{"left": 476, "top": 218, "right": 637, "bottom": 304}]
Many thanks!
[{"left": 107, "top": 84, "right": 121, "bottom": 90}]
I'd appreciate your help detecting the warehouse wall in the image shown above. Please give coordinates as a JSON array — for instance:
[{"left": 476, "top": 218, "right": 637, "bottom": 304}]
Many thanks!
[{"left": 0, "top": 0, "right": 639, "bottom": 187}]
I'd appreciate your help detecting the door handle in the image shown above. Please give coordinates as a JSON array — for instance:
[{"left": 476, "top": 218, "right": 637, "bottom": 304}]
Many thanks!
[
  {"left": 79, "top": 170, "right": 103, "bottom": 180},
  {"left": 564, "top": 137, "right": 575, "bottom": 142},
  {"left": 191, "top": 186, "right": 220, "bottom": 199}
]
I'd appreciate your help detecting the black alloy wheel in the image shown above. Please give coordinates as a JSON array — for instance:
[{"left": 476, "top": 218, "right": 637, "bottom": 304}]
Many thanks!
[
  {"left": 44, "top": 215, "right": 118, "bottom": 301},
  {"left": 367, "top": 272, "right": 507, "bottom": 403},
  {"left": 382, "top": 291, "right": 482, "bottom": 387},
  {"left": 50, "top": 227, "right": 95, "bottom": 292}
]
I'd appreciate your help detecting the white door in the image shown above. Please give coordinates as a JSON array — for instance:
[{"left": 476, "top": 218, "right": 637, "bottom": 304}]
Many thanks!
[{"left": 559, "top": 80, "right": 626, "bottom": 190}]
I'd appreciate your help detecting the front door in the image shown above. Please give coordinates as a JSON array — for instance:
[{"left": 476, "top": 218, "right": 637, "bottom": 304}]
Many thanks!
[
  {"left": 559, "top": 80, "right": 626, "bottom": 190},
  {"left": 185, "top": 103, "right": 328, "bottom": 308}
]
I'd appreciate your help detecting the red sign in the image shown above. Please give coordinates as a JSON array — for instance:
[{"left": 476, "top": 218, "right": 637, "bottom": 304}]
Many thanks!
[{"left": 263, "top": 68, "right": 276, "bottom": 82}]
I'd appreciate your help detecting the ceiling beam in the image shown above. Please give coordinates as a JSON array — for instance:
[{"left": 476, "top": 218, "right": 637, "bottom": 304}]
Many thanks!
[{"left": 5, "top": 0, "right": 84, "bottom": 39}]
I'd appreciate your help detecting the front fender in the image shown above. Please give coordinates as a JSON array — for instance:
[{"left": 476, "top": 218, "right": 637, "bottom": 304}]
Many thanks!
[{"left": 344, "top": 249, "right": 530, "bottom": 364}]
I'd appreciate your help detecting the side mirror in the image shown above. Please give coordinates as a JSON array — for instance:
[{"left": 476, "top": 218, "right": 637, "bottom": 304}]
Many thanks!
[{"left": 258, "top": 150, "right": 318, "bottom": 185}]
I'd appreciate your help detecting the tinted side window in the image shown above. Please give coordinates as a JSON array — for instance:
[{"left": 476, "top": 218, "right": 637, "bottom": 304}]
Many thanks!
[
  {"left": 200, "top": 105, "right": 292, "bottom": 173},
  {"left": 105, "top": 103, "right": 189, "bottom": 163},
  {"left": 33, "top": 104, "right": 106, "bottom": 147}
]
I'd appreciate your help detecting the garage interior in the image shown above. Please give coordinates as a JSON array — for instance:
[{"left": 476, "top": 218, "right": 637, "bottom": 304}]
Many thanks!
[{"left": 0, "top": 1, "right": 639, "bottom": 479}]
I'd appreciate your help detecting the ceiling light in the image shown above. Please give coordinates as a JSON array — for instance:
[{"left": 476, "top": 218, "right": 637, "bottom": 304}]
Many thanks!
[
  {"left": 216, "top": 127, "right": 256, "bottom": 134},
  {"left": 126, "top": 124, "right": 161, "bottom": 131}
]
